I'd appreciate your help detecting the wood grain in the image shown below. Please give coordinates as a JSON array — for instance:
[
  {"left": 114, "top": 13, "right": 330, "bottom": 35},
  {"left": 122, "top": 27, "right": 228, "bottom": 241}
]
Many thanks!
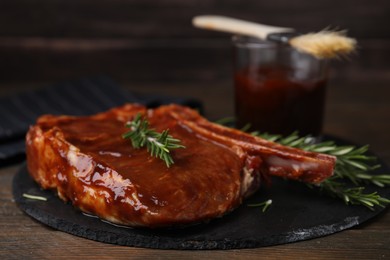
[
  {"left": 0, "top": 0, "right": 389, "bottom": 39},
  {"left": 0, "top": 0, "right": 389, "bottom": 83}
]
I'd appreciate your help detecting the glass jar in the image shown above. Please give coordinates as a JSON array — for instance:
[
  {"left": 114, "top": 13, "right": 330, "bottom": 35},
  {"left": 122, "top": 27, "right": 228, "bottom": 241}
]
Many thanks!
[{"left": 233, "top": 36, "right": 329, "bottom": 136}]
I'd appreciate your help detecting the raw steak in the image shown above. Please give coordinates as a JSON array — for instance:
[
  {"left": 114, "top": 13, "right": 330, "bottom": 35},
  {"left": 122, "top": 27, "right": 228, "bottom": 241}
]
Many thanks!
[{"left": 26, "top": 104, "right": 335, "bottom": 228}]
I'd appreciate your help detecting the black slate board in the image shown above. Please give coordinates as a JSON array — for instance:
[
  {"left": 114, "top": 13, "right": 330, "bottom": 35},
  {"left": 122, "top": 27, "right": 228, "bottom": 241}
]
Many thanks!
[{"left": 12, "top": 137, "right": 390, "bottom": 250}]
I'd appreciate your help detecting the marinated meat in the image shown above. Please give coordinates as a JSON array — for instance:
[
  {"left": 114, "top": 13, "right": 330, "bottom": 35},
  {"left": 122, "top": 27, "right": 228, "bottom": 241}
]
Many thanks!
[{"left": 26, "top": 104, "right": 336, "bottom": 228}]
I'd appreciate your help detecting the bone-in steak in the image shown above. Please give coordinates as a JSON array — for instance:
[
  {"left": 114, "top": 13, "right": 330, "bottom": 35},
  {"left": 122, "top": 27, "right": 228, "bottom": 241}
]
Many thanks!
[{"left": 26, "top": 104, "right": 335, "bottom": 228}]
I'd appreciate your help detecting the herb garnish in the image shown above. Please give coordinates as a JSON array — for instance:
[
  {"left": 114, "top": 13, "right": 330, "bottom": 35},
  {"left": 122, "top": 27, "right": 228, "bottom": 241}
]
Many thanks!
[
  {"left": 22, "top": 193, "right": 47, "bottom": 201},
  {"left": 254, "top": 131, "right": 390, "bottom": 210},
  {"left": 217, "top": 118, "right": 390, "bottom": 210},
  {"left": 248, "top": 199, "right": 273, "bottom": 212},
  {"left": 122, "top": 113, "right": 185, "bottom": 167}
]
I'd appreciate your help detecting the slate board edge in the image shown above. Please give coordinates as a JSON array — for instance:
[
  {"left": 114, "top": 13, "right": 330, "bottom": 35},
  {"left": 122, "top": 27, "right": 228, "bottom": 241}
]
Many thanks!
[{"left": 13, "top": 162, "right": 389, "bottom": 250}]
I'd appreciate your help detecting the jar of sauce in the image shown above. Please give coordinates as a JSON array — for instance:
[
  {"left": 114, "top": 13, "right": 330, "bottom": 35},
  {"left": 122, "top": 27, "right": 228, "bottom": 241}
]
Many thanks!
[{"left": 233, "top": 36, "right": 329, "bottom": 136}]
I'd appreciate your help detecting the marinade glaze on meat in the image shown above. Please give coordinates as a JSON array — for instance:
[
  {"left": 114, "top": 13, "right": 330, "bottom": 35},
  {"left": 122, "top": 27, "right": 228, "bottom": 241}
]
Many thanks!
[{"left": 26, "top": 104, "right": 336, "bottom": 228}]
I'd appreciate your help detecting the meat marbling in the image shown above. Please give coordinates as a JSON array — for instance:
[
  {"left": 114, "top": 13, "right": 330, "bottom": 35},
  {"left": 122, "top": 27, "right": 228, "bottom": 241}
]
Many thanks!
[{"left": 26, "top": 104, "right": 336, "bottom": 228}]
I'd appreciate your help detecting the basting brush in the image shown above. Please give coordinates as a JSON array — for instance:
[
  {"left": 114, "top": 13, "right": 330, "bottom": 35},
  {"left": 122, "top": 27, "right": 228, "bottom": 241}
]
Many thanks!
[{"left": 192, "top": 15, "right": 356, "bottom": 59}]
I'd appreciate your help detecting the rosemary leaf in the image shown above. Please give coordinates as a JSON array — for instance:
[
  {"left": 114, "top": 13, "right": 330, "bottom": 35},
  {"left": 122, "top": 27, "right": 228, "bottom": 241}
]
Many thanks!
[
  {"left": 240, "top": 123, "right": 252, "bottom": 132},
  {"left": 214, "top": 117, "right": 235, "bottom": 126},
  {"left": 123, "top": 113, "right": 185, "bottom": 167},
  {"left": 248, "top": 199, "right": 273, "bottom": 212},
  {"left": 22, "top": 193, "right": 47, "bottom": 201}
]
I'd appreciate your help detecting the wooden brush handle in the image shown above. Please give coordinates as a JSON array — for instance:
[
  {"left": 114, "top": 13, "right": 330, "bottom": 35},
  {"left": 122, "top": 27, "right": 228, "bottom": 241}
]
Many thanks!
[{"left": 192, "top": 15, "right": 293, "bottom": 39}]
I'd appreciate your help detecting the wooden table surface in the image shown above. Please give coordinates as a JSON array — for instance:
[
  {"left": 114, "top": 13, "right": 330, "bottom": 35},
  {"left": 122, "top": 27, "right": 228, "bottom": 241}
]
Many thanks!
[{"left": 0, "top": 69, "right": 389, "bottom": 259}]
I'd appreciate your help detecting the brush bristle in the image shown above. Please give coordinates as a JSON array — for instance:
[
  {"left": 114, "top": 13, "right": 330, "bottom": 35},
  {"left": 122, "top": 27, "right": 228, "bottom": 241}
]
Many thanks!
[{"left": 289, "top": 30, "right": 357, "bottom": 59}]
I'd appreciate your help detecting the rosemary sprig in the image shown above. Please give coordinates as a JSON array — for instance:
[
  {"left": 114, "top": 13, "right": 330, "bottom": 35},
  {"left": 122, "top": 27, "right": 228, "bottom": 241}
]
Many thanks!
[
  {"left": 248, "top": 199, "right": 273, "bottom": 212},
  {"left": 255, "top": 131, "right": 390, "bottom": 210},
  {"left": 122, "top": 113, "right": 185, "bottom": 167},
  {"left": 216, "top": 119, "right": 390, "bottom": 210},
  {"left": 22, "top": 193, "right": 47, "bottom": 201},
  {"left": 314, "top": 179, "right": 390, "bottom": 210}
]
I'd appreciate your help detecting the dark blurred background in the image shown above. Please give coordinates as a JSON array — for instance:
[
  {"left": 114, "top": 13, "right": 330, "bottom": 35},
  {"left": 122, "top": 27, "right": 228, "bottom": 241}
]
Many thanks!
[
  {"left": 0, "top": 0, "right": 389, "bottom": 121},
  {"left": 1, "top": 0, "right": 389, "bottom": 82}
]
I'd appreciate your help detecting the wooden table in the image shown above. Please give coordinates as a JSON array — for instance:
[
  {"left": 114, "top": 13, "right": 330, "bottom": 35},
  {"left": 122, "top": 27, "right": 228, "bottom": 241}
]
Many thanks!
[{"left": 0, "top": 70, "right": 389, "bottom": 259}]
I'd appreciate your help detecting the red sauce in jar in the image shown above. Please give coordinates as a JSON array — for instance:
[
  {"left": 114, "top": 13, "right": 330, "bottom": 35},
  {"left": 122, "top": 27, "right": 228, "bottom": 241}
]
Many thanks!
[{"left": 235, "top": 66, "right": 327, "bottom": 136}]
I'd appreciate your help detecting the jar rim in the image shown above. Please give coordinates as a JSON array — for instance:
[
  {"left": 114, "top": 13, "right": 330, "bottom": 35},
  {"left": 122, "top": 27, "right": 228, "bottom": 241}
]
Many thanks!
[{"left": 232, "top": 35, "right": 286, "bottom": 49}]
